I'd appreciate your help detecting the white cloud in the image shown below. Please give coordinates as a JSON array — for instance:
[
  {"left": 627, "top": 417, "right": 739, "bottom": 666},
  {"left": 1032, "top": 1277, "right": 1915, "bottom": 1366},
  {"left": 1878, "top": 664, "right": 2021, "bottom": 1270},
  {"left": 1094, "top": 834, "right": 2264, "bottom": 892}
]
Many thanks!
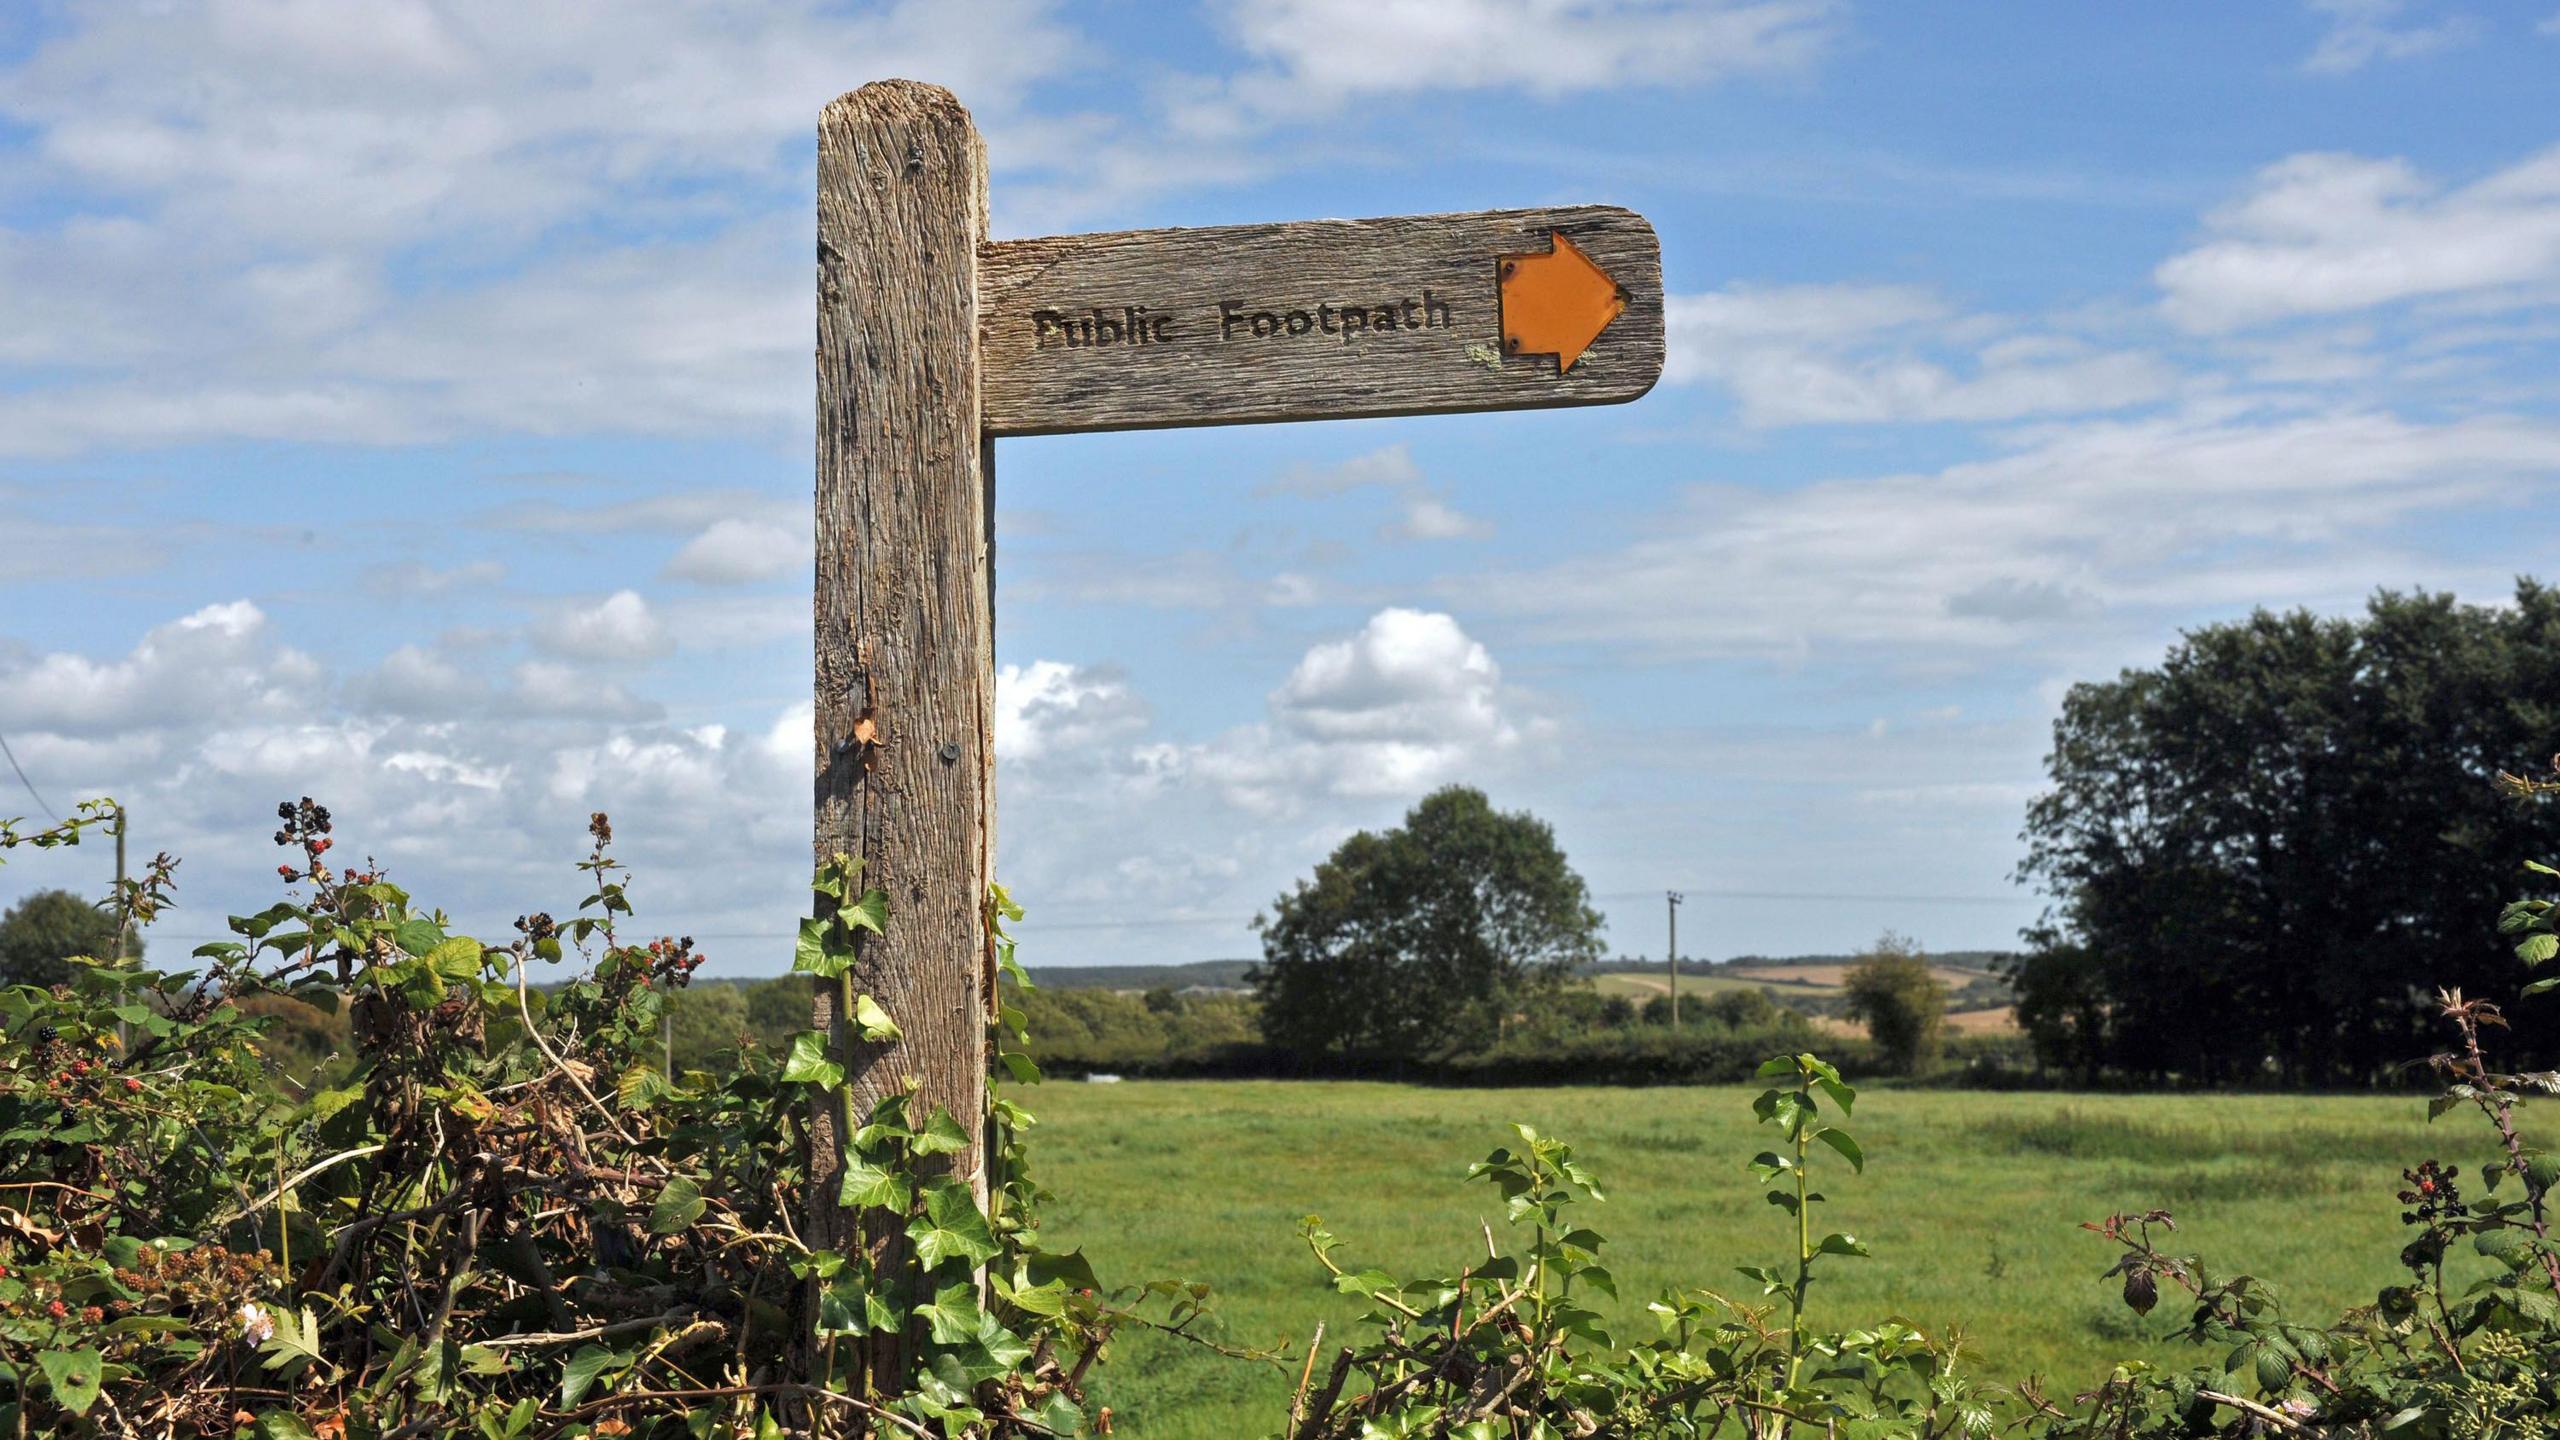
[
  {"left": 1169, "top": 609, "right": 1542, "bottom": 813},
  {"left": 0, "top": 600, "right": 807, "bottom": 965},
  {"left": 1259, "top": 444, "right": 1493, "bottom": 541},
  {"left": 996, "top": 661, "right": 1151, "bottom": 764},
  {"left": 1, "top": 0, "right": 1067, "bottom": 249},
  {"left": 1391, "top": 495, "right": 1495, "bottom": 541},
  {"left": 1466, "top": 407, "right": 2560, "bottom": 663},
  {"left": 665, "top": 518, "right": 805, "bottom": 586},
  {"left": 1666, "top": 284, "right": 2179, "bottom": 426},
  {"left": 490, "top": 489, "right": 795, "bottom": 538},
  {"left": 509, "top": 662, "right": 661, "bottom": 722},
  {"left": 2300, "top": 0, "right": 2478, "bottom": 74},
  {"left": 0, "top": 509, "right": 178, "bottom": 582},
  {"left": 0, "top": 0, "right": 1080, "bottom": 457},
  {"left": 349, "top": 644, "right": 478, "bottom": 717},
  {"left": 994, "top": 611, "right": 1532, "bottom": 807},
  {"left": 365, "top": 560, "right": 507, "bottom": 600},
  {"left": 534, "top": 591, "right": 671, "bottom": 663},
  {"left": 0, "top": 600, "right": 317, "bottom": 737},
  {"left": 1261, "top": 445, "right": 1427, "bottom": 497},
  {"left": 2157, "top": 146, "right": 2560, "bottom": 331},
  {"left": 1191, "top": 0, "right": 1838, "bottom": 132}
]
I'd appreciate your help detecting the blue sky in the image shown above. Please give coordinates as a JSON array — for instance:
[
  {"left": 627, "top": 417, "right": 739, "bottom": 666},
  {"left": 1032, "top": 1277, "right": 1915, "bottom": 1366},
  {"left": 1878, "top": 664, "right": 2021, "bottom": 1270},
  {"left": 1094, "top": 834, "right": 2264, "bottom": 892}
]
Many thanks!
[{"left": 2, "top": 0, "right": 2557, "bottom": 973}]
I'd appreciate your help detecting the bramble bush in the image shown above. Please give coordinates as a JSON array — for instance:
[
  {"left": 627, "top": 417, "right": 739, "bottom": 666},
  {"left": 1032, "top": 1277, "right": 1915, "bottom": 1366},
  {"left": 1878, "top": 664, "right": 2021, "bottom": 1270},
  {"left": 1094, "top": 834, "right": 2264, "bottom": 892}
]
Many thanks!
[
  {"left": 0, "top": 800, "right": 1200, "bottom": 1438},
  {"left": 2, "top": 769, "right": 2559, "bottom": 1437}
]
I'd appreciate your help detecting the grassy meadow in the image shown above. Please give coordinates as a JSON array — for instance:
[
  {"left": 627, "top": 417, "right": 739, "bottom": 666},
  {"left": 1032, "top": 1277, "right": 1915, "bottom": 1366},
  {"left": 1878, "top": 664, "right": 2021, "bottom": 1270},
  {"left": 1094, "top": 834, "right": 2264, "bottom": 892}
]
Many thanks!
[{"left": 1030, "top": 1080, "right": 2468, "bottom": 1439}]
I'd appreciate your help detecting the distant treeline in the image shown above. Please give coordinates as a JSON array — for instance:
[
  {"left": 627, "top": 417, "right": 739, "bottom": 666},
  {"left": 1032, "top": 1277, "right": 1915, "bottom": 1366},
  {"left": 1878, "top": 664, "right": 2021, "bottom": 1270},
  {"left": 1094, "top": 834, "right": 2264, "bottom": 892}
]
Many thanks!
[
  {"left": 1582, "top": 950, "right": 2017, "bottom": 975},
  {"left": 998, "top": 981, "right": 2030, "bottom": 1086},
  {"left": 244, "top": 975, "right": 2030, "bottom": 1089},
  {"left": 1024, "top": 958, "right": 1255, "bottom": 991}
]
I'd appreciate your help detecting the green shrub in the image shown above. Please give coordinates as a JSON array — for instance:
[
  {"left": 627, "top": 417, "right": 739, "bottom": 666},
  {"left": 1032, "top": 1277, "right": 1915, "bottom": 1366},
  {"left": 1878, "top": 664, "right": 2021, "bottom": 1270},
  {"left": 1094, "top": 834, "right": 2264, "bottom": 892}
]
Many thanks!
[{"left": 0, "top": 800, "right": 1180, "bottom": 1437}]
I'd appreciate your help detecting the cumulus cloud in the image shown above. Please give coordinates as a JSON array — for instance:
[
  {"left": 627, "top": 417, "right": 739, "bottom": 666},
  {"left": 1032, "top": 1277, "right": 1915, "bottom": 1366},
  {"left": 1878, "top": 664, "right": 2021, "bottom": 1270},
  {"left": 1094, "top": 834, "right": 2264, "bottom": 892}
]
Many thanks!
[
  {"left": 994, "top": 612, "right": 1533, "bottom": 807},
  {"left": 0, "top": 600, "right": 317, "bottom": 737},
  {"left": 534, "top": 591, "right": 671, "bottom": 663},
  {"left": 996, "top": 661, "right": 1151, "bottom": 763},
  {"left": 1158, "top": 609, "right": 1542, "bottom": 813},
  {"left": 664, "top": 518, "right": 805, "bottom": 586},
  {"left": 1665, "top": 284, "right": 2179, "bottom": 426},
  {"left": 2157, "top": 146, "right": 2560, "bottom": 331},
  {"left": 0, "top": 600, "right": 804, "bottom": 965}
]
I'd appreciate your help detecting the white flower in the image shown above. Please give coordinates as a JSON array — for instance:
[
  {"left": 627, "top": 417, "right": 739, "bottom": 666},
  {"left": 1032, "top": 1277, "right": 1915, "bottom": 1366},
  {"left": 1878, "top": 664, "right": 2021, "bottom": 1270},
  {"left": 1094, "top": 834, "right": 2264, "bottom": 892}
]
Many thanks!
[{"left": 237, "top": 1301, "right": 275, "bottom": 1344}]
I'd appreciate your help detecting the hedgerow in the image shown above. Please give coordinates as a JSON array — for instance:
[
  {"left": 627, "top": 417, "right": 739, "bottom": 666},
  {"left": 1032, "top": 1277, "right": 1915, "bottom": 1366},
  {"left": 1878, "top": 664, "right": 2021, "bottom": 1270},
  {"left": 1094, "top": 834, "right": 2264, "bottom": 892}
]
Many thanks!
[
  {"left": 0, "top": 801, "right": 1195, "bottom": 1438},
  {"left": 0, "top": 781, "right": 2555, "bottom": 1437}
]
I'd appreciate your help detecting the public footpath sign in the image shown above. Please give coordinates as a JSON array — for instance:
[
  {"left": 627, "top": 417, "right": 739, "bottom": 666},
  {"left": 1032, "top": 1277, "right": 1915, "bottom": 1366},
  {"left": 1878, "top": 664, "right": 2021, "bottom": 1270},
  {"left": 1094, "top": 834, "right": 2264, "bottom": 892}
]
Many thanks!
[
  {"left": 981, "top": 206, "right": 1661, "bottom": 434},
  {"left": 807, "top": 80, "right": 1659, "bottom": 1371}
]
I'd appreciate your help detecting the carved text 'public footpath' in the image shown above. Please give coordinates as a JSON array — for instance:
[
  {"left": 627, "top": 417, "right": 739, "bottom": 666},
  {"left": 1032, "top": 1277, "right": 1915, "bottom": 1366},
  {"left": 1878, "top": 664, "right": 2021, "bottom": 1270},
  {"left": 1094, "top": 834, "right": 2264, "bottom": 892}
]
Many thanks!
[{"left": 1031, "top": 292, "right": 1458, "bottom": 351}]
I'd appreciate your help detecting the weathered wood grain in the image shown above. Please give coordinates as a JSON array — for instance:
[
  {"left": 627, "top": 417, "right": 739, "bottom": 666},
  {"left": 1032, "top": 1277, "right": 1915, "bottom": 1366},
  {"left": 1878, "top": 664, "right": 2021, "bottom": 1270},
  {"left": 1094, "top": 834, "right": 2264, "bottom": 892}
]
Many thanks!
[
  {"left": 979, "top": 205, "right": 1661, "bottom": 436},
  {"left": 813, "top": 79, "right": 993, "bottom": 1388}
]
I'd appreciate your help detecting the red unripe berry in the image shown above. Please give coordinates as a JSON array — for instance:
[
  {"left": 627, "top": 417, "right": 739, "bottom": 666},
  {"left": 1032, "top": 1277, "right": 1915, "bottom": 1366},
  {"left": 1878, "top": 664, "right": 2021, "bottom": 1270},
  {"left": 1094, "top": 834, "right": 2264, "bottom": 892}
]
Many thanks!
[
  {"left": 122, "top": 1077, "right": 142, "bottom": 1093},
  {"left": 278, "top": 865, "right": 297, "bottom": 879},
  {"left": 46, "top": 1299, "right": 66, "bottom": 1318},
  {"left": 70, "top": 1060, "right": 90, "bottom": 1076}
]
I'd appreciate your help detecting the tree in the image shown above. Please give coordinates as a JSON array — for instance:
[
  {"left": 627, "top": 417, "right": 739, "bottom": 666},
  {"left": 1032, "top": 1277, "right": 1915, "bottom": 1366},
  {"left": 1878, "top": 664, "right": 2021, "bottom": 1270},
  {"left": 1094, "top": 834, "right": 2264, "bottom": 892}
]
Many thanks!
[
  {"left": 0, "top": 888, "right": 132, "bottom": 989},
  {"left": 742, "top": 975, "right": 805, "bottom": 1049},
  {"left": 2016, "top": 582, "right": 2560, "bottom": 1084},
  {"left": 1702, "top": 986, "right": 1783, "bottom": 1031},
  {"left": 1842, "top": 933, "right": 1946, "bottom": 1074},
  {"left": 666, "top": 983, "right": 751, "bottom": 1072},
  {"left": 1252, "top": 786, "right": 1603, "bottom": 1059}
]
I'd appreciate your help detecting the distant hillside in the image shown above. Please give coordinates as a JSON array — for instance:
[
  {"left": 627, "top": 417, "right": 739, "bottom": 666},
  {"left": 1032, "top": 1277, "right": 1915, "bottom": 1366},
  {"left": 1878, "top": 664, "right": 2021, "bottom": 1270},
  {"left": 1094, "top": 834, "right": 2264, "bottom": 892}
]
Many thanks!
[
  {"left": 1026, "top": 959, "right": 1257, "bottom": 992},
  {"left": 1583, "top": 949, "right": 2019, "bottom": 1029},
  {"left": 1586, "top": 950, "right": 2015, "bottom": 977}
]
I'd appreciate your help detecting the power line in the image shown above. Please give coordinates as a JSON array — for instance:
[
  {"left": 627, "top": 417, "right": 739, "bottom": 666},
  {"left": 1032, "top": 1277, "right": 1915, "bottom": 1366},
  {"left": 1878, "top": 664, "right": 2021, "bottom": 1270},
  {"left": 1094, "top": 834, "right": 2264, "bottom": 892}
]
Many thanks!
[
  {"left": 1591, "top": 886, "right": 2022, "bottom": 907},
  {"left": 0, "top": 729, "right": 62, "bottom": 824},
  {"left": 141, "top": 885, "right": 2028, "bottom": 948}
]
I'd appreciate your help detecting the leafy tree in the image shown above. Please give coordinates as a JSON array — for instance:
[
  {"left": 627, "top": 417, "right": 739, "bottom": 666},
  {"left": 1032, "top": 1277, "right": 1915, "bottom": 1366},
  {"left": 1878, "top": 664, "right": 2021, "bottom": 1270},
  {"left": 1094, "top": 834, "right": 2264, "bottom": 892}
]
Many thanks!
[
  {"left": 1704, "top": 986, "right": 1783, "bottom": 1030},
  {"left": 2017, "top": 582, "right": 2560, "bottom": 1083},
  {"left": 742, "top": 973, "right": 805, "bottom": 1048},
  {"left": 665, "top": 980, "right": 752, "bottom": 1071},
  {"left": 1841, "top": 933, "right": 1946, "bottom": 1074},
  {"left": 1252, "top": 786, "right": 1602, "bottom": 1059},
  {"left": 0, "top": 886, "right": 133, "bottom": 988}
]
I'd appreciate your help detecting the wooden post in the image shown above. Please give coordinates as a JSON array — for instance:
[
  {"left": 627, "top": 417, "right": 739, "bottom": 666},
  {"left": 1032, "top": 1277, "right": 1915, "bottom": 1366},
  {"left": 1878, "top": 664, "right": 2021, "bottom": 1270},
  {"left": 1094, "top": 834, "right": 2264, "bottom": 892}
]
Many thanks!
[{"left": 812, "top": 80, "right": 994, "bottom": 1389}]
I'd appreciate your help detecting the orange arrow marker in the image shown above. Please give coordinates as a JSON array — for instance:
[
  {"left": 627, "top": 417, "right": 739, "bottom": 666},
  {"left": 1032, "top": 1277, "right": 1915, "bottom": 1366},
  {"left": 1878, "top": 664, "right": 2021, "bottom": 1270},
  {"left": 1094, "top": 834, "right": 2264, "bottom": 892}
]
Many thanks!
[{"left": 1498, "top": 231, "right": 1628, "bottom": 374}]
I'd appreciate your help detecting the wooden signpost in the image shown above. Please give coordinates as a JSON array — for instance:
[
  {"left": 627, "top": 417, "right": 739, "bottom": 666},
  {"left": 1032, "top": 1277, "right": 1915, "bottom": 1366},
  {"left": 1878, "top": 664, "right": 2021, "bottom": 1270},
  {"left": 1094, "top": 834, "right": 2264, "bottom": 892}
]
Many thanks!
[{"left": 811, "top": 78, "right": 1660, "bottom": 1382}]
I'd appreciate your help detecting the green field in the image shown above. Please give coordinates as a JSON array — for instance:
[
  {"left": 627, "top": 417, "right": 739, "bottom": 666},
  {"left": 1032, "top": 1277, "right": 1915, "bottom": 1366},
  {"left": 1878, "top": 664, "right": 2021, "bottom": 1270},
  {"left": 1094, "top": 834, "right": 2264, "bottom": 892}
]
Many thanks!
[{"left": 1029, "top": 1080, "right": 2468, "bottom": 1439}]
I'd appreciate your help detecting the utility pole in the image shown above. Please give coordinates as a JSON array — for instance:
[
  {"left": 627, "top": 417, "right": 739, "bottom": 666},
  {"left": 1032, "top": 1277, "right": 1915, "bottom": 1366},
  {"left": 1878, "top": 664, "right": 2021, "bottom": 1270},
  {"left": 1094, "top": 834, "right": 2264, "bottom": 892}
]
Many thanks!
[
  {"left": 1667, "top": 890, "right": 1684, "bottom": 1026},
  {"left": 112, "top": 802, "right": 129, "bottom": 962}
]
